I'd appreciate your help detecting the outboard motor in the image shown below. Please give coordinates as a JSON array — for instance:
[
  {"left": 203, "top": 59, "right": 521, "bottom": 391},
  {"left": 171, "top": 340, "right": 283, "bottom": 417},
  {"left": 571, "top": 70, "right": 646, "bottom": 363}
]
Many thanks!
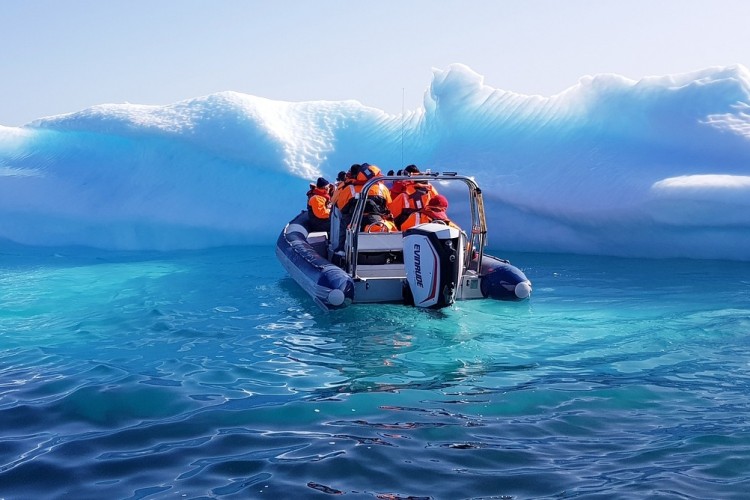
[{"left": 403, "top": 223, "right": 464, "bottom": 309}]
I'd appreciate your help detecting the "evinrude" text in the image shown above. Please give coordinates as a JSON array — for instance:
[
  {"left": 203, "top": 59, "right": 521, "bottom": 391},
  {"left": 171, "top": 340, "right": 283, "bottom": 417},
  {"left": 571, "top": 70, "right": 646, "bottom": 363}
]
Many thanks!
[{"left": 414, "top": 244, "right": 423, "bottom": 288}]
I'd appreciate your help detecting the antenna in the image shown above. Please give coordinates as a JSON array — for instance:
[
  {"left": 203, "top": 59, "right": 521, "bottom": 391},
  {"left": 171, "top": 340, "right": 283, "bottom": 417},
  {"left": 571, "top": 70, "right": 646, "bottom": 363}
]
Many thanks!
[{"left": 401, "top": 88, "right": 405, "bottom": 166}]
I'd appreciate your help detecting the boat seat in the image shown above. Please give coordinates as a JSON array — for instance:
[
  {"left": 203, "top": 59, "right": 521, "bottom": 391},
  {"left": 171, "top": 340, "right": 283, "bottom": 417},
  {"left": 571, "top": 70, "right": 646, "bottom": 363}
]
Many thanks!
[
  {"left": 356, "top": 232, "right": 403, "bottom": 252},
  {"left": 356, "top": 263, "right": 406, "bottom": 278},
  {"left": 357, "top": 250, "right": 403, "bottom": 265},
  {"left": 356, "top": 232, "right": 404, "bottom": 266},
  {"left": 307, "top": 231, "right": 328, "bottom": 242},
  {"left": 307, "top": 231, "right": 328, "bottom": 256}
]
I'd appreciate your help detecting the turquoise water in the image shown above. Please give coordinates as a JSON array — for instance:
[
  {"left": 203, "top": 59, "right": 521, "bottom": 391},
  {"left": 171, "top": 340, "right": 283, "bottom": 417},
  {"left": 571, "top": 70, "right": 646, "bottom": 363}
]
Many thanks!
[{"left": 1, "top": 245, "right": 749, "bottom": 499}]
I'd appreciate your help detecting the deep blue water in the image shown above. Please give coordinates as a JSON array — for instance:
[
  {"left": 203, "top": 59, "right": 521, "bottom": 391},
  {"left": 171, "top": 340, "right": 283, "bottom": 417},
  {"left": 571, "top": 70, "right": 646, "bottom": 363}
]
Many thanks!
[{"left": 1, "top": 245, "right": 749, "bottom": 499}]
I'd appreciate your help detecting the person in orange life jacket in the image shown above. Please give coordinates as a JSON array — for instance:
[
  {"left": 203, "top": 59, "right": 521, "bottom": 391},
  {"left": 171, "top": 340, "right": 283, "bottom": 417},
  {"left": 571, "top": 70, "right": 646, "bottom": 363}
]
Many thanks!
[
  {"left": 307, "top": 177, "right": 332, "bottom": 232},
  {"left": 331, "top": 170, "right": 347, "bottom": 195},
  {"left": 335, "top": 170, "right": 347, "bottom": 188},
  {"left": 400, "top": 194, "right": 460, "bottom": 232},
  {"left": 330, "top": 164, "right": 365, "bottom": 256},
  {"left": 331, "top": 164, "right": 360, "bottom": 209},
  {"left": 388, "top": 165, "right": 440, "bottom": 229},
  {"left": 335, "top": 163, "right": 392, "bottom": 215},
  {"left": 330, "top": 170, "right": 347, "bottom": 215},
  {"left": 360, "top": 199, "right": 398, "bottom": 233}
]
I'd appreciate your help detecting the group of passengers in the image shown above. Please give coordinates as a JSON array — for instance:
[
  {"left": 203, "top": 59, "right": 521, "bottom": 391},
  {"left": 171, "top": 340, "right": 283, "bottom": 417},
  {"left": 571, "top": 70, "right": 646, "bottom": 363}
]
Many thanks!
[{"left": 305, "top": 163, "right": 459, "bottom": 236}]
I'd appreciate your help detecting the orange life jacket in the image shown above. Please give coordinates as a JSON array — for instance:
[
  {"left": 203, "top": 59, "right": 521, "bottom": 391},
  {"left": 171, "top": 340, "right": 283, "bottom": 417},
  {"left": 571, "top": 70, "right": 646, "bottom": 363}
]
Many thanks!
[
  {"left": 362, "top": 218, "right": 398, "bottom": 233},
  {"left": 400, "top": 207, "right": 459, "bottom": 232},
  {"left": 389, "top": 182, "right": 437, "bottom": 228},
  {"left": 336, "top": 178, "right": 392, "bottom": 214},
  {"left": 360, "top": 198, "right": 397, "bottom": 232},
  {"left": 307, "top": 187, "right": 331, "bottom": 232}
]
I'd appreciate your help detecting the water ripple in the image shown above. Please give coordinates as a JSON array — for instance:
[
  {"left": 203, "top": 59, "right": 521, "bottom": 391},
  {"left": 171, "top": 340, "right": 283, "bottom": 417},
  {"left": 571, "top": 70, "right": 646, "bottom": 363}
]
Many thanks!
[{"left": 2, "top": 248, "right": 750, "bottom": 498}]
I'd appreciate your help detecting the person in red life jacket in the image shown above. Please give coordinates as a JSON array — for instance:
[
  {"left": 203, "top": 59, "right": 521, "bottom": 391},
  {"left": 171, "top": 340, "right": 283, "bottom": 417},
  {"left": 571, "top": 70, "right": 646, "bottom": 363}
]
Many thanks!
[
  {"left": 400, "top": 194, "right": 460, "bottom": 232},
  {"left": 307, "top": 177, "right": 332, "bottom": 232},
  {"left": 383, "top": 169, "right": 397, "bottom": 190},
  {"left": 389, "top": 167, "right": 409, "bottom": 199},
  {"left": 335, "top": 163, "right": 392, "bottom": 215},
  {"left": 388, "top": 165, "right": 440, "bottom": 229},
  {"left": 360, "top": 199, "right": 398, "bottom": 233}
]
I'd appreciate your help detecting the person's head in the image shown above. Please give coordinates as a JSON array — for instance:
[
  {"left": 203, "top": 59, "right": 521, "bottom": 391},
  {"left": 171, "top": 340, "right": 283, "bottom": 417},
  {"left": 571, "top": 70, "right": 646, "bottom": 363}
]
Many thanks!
[
  {"left": 349, "top": 164, "right": 361, "bottom": 177},
  {"left": 404, "top": 164, "right": 420, "bottom": 175},
  {"left": 428, "top": 195, "right": 449, "bottom": 209},
  {"left": 336, "top": 170, "right": 347, "bottom": 182},
  {"left": 316, "top": 177, "right": 330, "bottom": 189}
]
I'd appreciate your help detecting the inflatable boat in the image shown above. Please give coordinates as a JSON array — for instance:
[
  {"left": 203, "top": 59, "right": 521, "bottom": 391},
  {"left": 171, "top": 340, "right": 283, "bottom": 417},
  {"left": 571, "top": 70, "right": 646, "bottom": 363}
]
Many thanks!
[{"left": 276, "top": 172, "right": 531, "bottom": 310}]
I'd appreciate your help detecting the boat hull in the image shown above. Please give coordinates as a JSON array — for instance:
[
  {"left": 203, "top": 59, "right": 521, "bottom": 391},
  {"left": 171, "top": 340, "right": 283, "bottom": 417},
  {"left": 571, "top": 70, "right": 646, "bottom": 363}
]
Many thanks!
[
  {"left": 276, "top": 172, "right": 532, "bottom": 309},
  {"left": 479, "top": 254, "right": 533, "bottom": 301},
  {"left": 275, "top": 212, "right": 354, "bottom": 310}
]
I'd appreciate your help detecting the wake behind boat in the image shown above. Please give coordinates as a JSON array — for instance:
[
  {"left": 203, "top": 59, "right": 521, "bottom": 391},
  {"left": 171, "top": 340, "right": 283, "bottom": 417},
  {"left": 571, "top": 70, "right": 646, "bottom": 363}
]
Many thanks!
[{"left": 276, "top": 171, "right": 531, "bottom": 310}]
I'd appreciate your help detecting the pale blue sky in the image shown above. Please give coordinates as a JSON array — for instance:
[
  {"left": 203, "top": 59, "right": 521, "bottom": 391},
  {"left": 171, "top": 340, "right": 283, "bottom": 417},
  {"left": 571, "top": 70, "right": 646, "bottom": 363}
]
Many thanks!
[{"left": 2, "top": 0, "right": 749, "bottom": 126}]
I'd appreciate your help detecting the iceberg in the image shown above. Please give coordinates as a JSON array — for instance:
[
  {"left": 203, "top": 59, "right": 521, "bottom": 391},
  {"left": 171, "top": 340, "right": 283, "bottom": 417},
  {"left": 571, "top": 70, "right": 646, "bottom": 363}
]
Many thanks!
[{"left": 1, "top": 63, "right": 749, "bottom": 260}]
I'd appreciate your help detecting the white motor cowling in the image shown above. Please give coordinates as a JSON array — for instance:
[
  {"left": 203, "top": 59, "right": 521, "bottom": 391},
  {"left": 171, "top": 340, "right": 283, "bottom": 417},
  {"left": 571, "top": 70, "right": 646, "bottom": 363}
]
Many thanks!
[{"left": 403, "top": 223, "right": 464, "bottom": 309}]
